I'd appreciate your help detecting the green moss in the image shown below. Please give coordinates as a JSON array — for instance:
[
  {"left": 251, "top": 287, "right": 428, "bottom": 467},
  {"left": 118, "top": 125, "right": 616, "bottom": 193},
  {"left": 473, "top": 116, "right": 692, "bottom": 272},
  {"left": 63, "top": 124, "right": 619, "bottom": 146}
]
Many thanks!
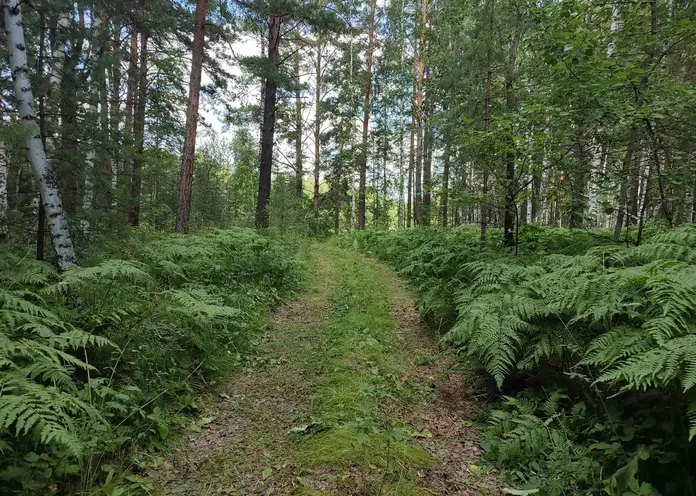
[
  {"left": 292, "top": 245, "right": 436, "bottom": 495},
  {"left": 298, "top": 427, "right": 435, "bottom": 471}
]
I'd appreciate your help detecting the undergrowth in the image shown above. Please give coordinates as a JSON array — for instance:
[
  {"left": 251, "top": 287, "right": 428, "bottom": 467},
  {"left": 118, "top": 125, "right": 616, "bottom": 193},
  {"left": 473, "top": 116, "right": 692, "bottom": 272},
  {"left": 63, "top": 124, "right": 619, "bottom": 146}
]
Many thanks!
[
  {"left": 0, "top": 228, "right": 301, "bottom": 495},
  {"left": 296, "top": 246, "right": 434, "bottom": 495},
  {"left": 348, "top": 225, "right": 696, "bottom": 496}
]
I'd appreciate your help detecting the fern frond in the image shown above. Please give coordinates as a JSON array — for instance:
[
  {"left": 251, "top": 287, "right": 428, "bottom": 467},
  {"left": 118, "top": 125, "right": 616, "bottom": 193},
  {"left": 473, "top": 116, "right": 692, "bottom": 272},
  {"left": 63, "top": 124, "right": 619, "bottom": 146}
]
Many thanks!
[
  {"left": 582, "top": 327, "right": 654, "bottom": 368},
  {"left": 596, "top": 335, "right": 696, "bottom": 391},
  {"left": 48, "top": 260, "right": 152, "bottom": 295}
]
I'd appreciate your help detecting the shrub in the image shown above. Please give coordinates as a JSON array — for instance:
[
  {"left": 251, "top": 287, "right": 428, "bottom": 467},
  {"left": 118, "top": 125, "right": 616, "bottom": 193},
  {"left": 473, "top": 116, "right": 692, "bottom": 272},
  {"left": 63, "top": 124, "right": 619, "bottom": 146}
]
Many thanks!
[
  {"left": 0, "top": 228, "right": 301, "bottom": 494},
  {"left": 349, "top": 225, "right": 696, "bottom": 494}
]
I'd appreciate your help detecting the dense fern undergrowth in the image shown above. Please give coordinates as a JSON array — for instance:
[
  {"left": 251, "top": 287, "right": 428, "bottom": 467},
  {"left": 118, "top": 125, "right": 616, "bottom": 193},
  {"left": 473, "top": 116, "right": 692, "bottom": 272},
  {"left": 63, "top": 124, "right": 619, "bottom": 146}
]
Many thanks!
[
  {"left": 349, "top": 225, "right": 696, "bottom": 496},
  {"left": 0, "top": 229, "right": 301, "bottom": 494}
]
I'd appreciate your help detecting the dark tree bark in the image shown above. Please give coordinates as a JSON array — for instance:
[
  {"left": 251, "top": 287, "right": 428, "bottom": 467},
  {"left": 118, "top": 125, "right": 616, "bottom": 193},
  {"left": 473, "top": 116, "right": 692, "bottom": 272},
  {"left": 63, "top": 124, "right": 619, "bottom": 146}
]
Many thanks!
[
  {"left": 175, "top": 0, "right": 207, "bottom": 233},
  {"left": 109, "top": 24, "right": 122, "bottom": 211},
  {"left": 122, "top": 28, "right": 138, "bottom": 215},
  {"left": 407, "top": 84, "right": 415, "bottom": 228},
  {"left": 503, "top": 36, "right": 517, "bottom": 248},
  {"left": 613, "top": 0, "right": 657, "bottom": 241},
  {"left": 422, "top": 71, "right": 432, "bottom": 226},
  {"left": 59, "top": 50, "right": 80, "bottom": 215},
  {"left": 613, "top": 125, "right": 638, "bottom": 241},
  {"left": 130, "top": 31, "right": 149, "bottom": 227},
  {"left": 294, "top": 39, "right": 303, "bottom": 199},
  {"left": 481, "top": 0, "right": 494, "bottom": 247},
  {"left": 357, "top": 0, "right": 377, "bottom": 229},
  {"left": 256, "top": 14, "right": 282, "bottom": 229},
  {"left": 440, "top": 139, "right": 450, "bottom": 226},
  {"left": 414, "top": 1, "right": 426, "bottom": 227},
  {"left": 313, "top": 39, "right": 322, "bottom": 218}
]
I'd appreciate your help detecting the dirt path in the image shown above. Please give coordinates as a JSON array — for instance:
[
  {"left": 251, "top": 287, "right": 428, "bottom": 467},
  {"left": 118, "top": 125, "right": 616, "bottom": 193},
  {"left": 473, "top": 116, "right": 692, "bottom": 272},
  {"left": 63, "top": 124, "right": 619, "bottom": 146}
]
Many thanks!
[{"left": 149, "top": 244, "right": 497, "bottom": 495}]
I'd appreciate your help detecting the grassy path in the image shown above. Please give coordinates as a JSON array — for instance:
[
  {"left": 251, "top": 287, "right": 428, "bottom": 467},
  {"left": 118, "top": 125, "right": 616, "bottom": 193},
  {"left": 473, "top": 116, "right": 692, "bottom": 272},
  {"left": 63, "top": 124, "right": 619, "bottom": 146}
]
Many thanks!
[{"left": 150, "top": 243, "right": 496, "bottom": 495}]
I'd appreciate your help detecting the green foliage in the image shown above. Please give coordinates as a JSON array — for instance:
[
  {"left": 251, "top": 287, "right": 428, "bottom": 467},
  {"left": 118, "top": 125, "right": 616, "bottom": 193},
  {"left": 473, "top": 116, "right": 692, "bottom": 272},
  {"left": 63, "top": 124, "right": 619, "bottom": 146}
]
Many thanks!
[
  {"left": 349, "top": 225, "right": 696, "bottom": 494},
  {"left": 0, "top": 229, "right": 301, "bottom": 494}
]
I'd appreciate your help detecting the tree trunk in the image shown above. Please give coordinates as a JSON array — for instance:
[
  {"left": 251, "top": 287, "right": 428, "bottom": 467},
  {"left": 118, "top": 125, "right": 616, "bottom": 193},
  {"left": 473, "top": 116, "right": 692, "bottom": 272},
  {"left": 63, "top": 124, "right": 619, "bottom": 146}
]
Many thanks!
[
  {"left": 48, "top": 14, "right": 70, "bottom": 96},
  {"left": 256, "top": 15, "right": 282, "bottom": 229},
  {"left": 569, "top": 139, "right": 588, "bottom": 228},
  {"left": 59, "top": 44, "right": 80, "bottom": 215},
  {"left": 0, "top": 137, "right": 7, "bottom": 239},
  {"left": 109, "top": 24, "right": 122, "bottom": 209},
  {"left": 503, "top": 153, "right": 515, "bottom": 247},
  {"left": 440, "top": 138, "right": 450, "bottom": 226},
  {"left": 294, "top": 39, "right": 303, "bottom": 199},
  {"left": 407, "top": 91, "right": 415, "bottom": 228},
  {"left": 613, "top": 0, "right": 658, "bottom": 240},
  {"left": 636, "top": 157, "right": 652, "bottom": 245},
  {"left": 334, "top": 143, "right": 344, "bottom": 234},
  {"left": 357, "top": 0, "right": 377, "bottom": 229},
  {"left": 313, "top": 39, "right": 322, "bottom": 218},
  {"left": 175, "top": 0, "right": 207, "bottom": 233},
  {"left": 422, "top": 70, "right": 432, "bottom": 226},
  {"left": 503, "top": 37, "right": 517, "bottom": 248},
  {"left": 82, "top": 12, "right": 104, "bottom": 231},
  {"left": 481, "top": 0, "right": 495, "bottom": 247},
  {"left": 4, "top": 0, "right": 77, "bottom": 270},
  {"left": 414, "top": 0, "right": 427, "bottom": 227},
  {"left": 123, "top": 27, "right": 139, "bottom": 214},
  {"left": 613, "top": 125, "right": 638, "bottom": 242},
  {"left": 531, "top": 171, "right": 541, "bottom": 223},
  {"left": 130, "top": 30, "right": 149, "bottom": 227}
]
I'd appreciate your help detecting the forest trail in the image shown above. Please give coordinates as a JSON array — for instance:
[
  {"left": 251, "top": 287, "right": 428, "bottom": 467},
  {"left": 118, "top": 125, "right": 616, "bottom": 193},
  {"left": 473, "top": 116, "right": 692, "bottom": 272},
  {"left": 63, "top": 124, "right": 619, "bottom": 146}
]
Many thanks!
[{"left": 149, "top": 243, "right": 497, "bottom": 495}]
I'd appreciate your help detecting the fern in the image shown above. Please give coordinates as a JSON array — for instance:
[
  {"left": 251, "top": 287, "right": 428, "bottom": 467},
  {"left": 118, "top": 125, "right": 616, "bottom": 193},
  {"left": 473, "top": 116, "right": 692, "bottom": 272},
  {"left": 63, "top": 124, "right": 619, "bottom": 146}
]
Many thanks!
[
  {"left": 48, "top": 260, "right": 153, "bottom": 295},
  {"left": 596, "top": 334, "right": 696, "bottom": 392}
]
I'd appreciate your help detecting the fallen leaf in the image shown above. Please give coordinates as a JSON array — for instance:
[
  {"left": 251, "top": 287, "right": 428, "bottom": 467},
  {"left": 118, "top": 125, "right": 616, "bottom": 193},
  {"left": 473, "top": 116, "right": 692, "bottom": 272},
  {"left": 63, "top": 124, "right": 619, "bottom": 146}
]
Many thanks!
[{"left": 262, "top": 467, "right": 272, "bottom": 481}]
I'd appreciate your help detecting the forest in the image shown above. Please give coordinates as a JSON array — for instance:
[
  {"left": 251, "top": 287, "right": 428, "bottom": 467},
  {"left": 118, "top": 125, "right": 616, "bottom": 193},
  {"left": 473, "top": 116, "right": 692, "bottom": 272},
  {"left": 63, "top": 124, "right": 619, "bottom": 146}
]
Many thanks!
[{"left": 1, "top": 0, "right": 695, "bottom": 494}]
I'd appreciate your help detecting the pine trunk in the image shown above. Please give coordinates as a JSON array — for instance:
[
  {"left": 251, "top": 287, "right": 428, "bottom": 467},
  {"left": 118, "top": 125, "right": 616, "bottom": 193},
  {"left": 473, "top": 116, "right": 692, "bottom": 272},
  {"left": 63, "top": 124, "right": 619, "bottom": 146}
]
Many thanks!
[
  {"left": 256, "top": 15, "right": 282, "bottom": 229},
  {"left": 130, "top": 31, "right": 149, "bottom": 227},
  {"left": 175, "top": 0, "right": 207, "bottom": 233}
]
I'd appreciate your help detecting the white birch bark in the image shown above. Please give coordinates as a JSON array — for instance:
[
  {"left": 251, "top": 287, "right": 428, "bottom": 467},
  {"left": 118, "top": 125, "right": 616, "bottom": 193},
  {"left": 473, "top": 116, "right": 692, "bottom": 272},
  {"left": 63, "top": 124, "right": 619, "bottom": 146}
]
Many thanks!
[
  {"left": 46, "top": 13, "right": 70, "bottom": 156},
  {"left": 49, "top": 13, "right": 70, "bottom": 93},
  {"left": 81, "top": 12, "right": 104, "bottom": 234},
  {"left": 4, "top": 0, "right": 77, "bottom": 270},
  {"left": 607, "top": 2, "right": 623, "bottom": 56}
]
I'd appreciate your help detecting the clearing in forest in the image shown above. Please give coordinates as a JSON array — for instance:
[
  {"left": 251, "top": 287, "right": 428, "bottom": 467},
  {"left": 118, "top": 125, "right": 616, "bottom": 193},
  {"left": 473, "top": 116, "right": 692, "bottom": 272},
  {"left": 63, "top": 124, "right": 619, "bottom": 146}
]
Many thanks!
[{"left": 149, "top": 243, "right": 497, "bottom": 495}]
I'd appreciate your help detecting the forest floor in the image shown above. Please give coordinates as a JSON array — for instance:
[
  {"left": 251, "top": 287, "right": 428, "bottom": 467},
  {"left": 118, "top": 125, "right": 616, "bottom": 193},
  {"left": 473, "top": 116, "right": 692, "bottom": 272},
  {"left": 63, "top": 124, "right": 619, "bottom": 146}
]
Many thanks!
[{"left": 148, "top": 243, "right": 498, "bottom": 495}]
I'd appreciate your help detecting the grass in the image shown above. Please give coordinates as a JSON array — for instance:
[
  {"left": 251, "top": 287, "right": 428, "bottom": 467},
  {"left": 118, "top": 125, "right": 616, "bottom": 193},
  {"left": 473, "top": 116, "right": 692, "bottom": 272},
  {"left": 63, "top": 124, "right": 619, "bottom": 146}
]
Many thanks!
[
  {"left": 297, "top": 243, "right": 435, "bottom": 493},
  {"left": 149, "top": 242, "right": 439, "bottom": 495}
]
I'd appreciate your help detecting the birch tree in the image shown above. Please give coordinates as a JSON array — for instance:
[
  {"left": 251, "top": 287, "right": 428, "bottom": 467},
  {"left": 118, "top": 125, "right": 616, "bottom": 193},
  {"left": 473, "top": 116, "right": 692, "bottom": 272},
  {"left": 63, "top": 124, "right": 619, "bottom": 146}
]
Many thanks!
[{"left": 3, "top": 0, "right": 77, "bottom": 270}]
